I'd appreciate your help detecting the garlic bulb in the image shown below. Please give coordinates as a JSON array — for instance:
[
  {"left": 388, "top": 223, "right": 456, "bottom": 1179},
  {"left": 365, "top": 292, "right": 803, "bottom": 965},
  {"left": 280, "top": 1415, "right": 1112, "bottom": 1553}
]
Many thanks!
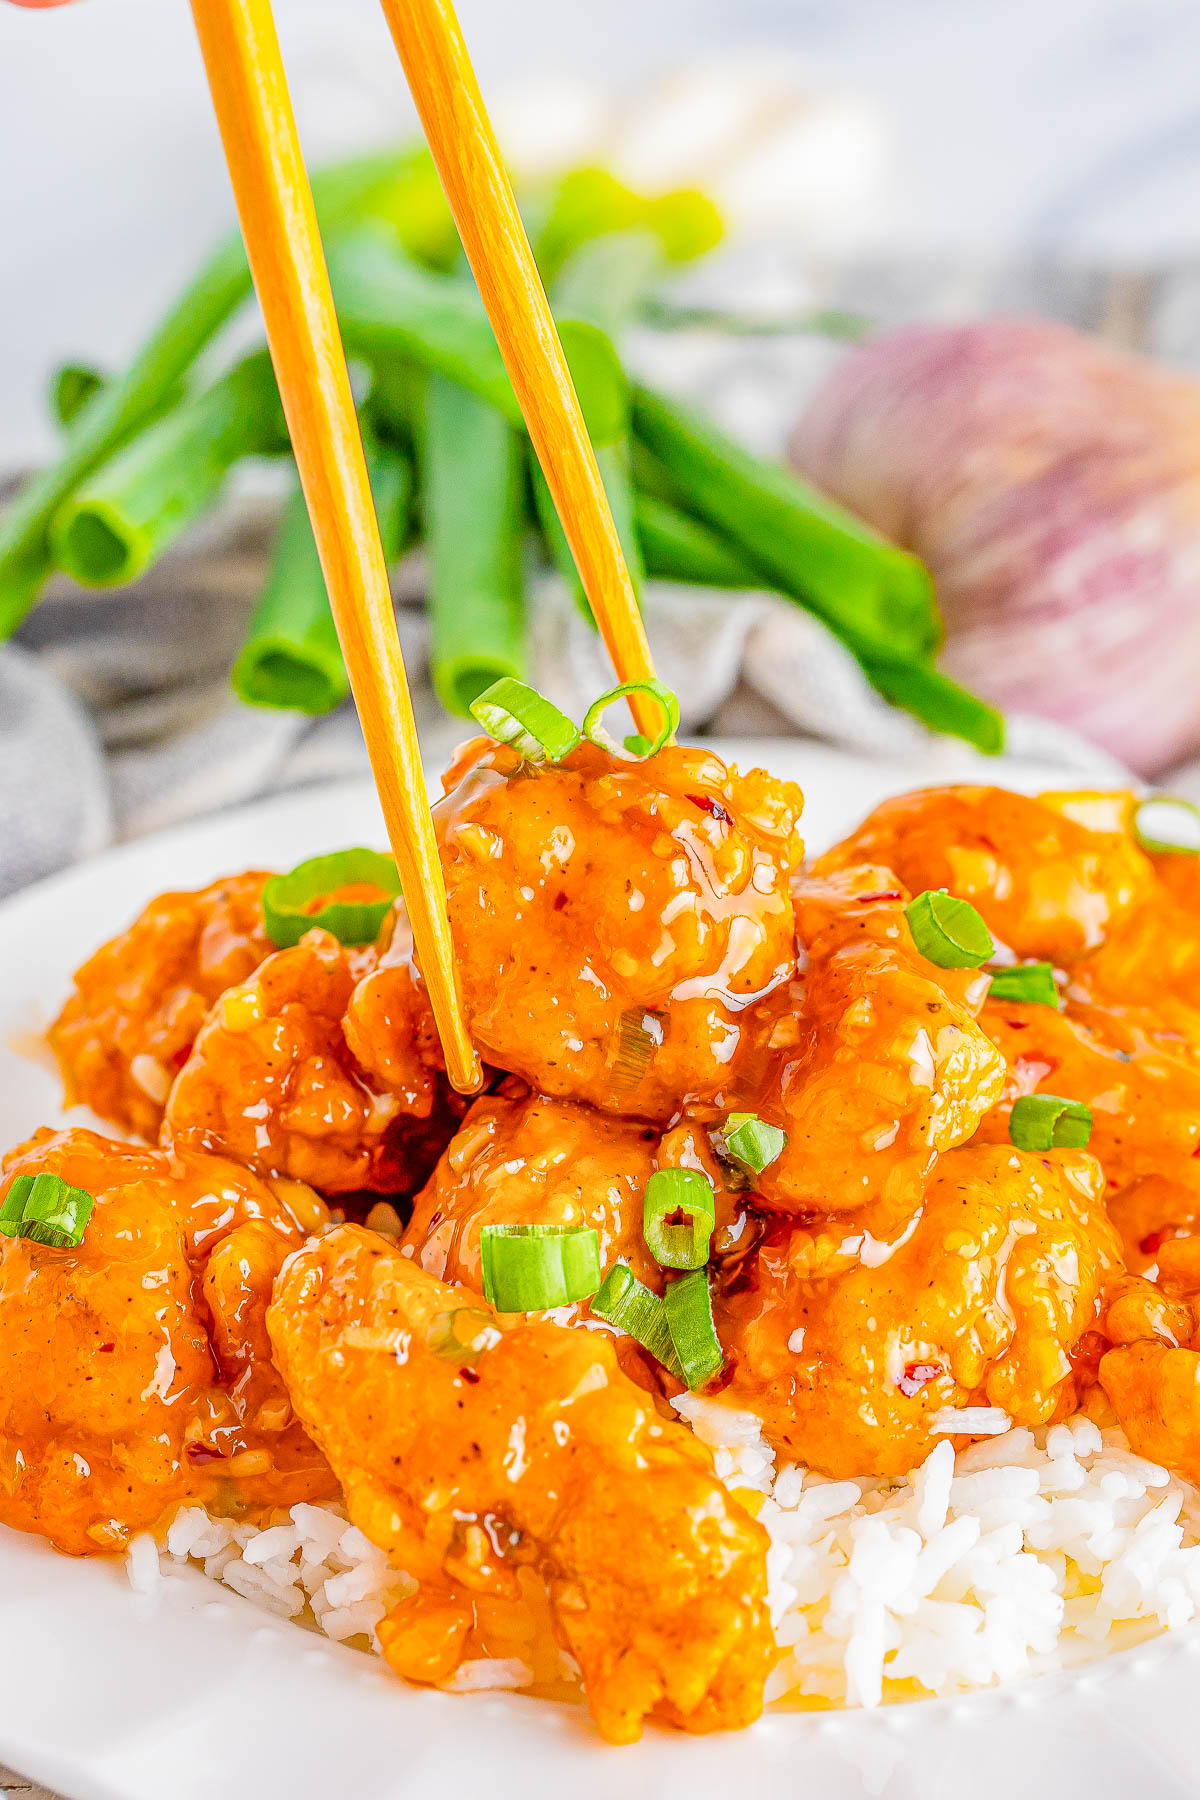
[{"left": 790, "top": 318, "right": 1200, "bottom": 776}]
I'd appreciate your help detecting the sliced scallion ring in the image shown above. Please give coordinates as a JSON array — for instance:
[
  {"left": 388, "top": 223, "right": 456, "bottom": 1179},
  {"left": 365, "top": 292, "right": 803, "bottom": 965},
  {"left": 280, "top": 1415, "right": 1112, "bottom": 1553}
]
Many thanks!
[
  {"left": 664, "top": 1268, "right": 725, "bottom": 1390},
  {"left": 1009, "top": 1093, "right": 1093, "bottom": 1151},
  {"left": 582, "top": 679, "right": 679, "bottom": 760},
  {"left": 468, "top": 676, "right": 580, "bottom": 763},
  {"left": 905, "top": 889, "right": 994, "bottom": 969},
  {"left": 590, "top": 1262, "right": 681, "bottom": 1377},
  {"left": 261, "top": 849, "right": 401, "bottom": 950},
  {"left": 642, "top": 1167, "right": 716, "bottom": 1270},
  {"left": 987, "top": 962, "right": 1061, "bottom": 1007},
  {"left": 0, "top": 1171, "right": 95, "bottom": 1249},
  {"left": 427, "top": 1307, "right": 501, "bottom": 1364},
  {"left": 720, "top": 1112, "right": 787, "bottom": 1173},
  {"left": 479, "top": 1224, "right": 601, "bottom": 1312},
  {"left": 1133, "top": 796, "right": 1200, "bottom": 856}
]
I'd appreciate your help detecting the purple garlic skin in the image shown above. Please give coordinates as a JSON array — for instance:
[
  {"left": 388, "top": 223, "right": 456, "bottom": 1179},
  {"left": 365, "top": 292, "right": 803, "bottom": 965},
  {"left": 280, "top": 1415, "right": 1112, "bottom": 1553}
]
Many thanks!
[{"left": 791, "top": 317, "right": 1200, "bottom": 776}]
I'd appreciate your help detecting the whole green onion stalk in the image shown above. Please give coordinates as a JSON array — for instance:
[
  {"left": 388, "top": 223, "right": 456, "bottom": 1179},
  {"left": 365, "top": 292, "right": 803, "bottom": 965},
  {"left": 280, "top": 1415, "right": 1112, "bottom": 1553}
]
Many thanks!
[
  {"left": 52, "top": 350, "right": 287, "bottom": 588},
  {"left": 422, "top": 373, "right": 525, "bottom": 717},
  {"left": 632, "top": 383, "right": 938, "bottom": 660},
  {"left": 329, "top": 232, "right": 629, "bottom": 449},
  {"left": 231, "top": 352, "right": 424, "bottom": 716},
  {"left": 635, "top": 491, "right": 760, "bottom": 588},
  {"left": 0, "top": 147, "right": 441, "bottom": 637},
  {"left": 232, "top": 440, "right": 412, "bottom": 715},
  {"left": 631, "top": 384, "right": 1003, "bottom": 751},
  {"left": 528, "top": 439, "right": 645, "bottom": 629},
  {"left": 533, "top": 229, "right": 663, "bottom": 623}
]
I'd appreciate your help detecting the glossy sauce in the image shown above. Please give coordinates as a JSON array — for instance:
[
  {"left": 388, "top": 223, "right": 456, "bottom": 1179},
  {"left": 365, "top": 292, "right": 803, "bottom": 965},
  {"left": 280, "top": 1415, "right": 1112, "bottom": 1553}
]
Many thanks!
[
  {"left": 268, "top": 1225, "right": 773, "bottom": 1744},
  {"left": 27, "top": 761, "right": 1200, "bottom": 1741},
  {"left": 0, "top": 1129, "right": 336, "bottom": 1554},
  {"left": 432, "top": 737, "right": 805, "bottom": 1119}
]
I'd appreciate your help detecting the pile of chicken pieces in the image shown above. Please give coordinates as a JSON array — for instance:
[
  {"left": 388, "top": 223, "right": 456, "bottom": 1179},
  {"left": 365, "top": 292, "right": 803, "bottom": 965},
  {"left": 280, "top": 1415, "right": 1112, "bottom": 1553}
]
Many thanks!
[{"left": 6, "top": 733, "right": 1200, "bottom": 1743}]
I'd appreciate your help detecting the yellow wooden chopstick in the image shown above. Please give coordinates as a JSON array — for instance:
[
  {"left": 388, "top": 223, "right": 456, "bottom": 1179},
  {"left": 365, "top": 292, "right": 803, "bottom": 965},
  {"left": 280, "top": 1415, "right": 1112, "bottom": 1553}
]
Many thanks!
[
  {"left": 376, "top": 0, "right": 666, "bottom": 743},
  {"left": 190, "top": 0, "right": 481, "bottom": 1096}
]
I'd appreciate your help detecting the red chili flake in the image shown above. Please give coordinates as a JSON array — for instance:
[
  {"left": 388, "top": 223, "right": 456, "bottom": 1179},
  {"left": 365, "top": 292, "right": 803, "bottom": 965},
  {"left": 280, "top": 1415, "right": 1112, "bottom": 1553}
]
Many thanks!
[
  {"left": 1003, "top": 1018, "right": 1029, "bottom": 1032},
  {"left": 688, "top": 794, "right": 730, "bottom": 823},
  {"left": 1140, "top": 1230, "right": 1167, "bottom": 1257},
  {"left": 186, "top": 1443, "right": 225, "bottom": 1465},
  {"left": 855, "top": 890, "right": 902, "bottom": 905},
  {"left": 172, "top": 1043, "right": 194, "bottom": 1070},
  {"left": 98, "top": 1342, "right": 115, "bottom": 1354},
  {"left": 553, "top": 891, "right": 568, "bottom": 912},
  {"left": 897, "top": 1361, "right": 942, "bottom": 1398}
]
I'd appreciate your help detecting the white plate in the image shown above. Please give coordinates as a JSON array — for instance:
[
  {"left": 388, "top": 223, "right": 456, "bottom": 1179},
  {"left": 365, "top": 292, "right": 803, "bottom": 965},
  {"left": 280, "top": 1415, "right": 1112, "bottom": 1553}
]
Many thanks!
[{"left": 2, "top": 744, "right": 1198, "bottom": 1800}]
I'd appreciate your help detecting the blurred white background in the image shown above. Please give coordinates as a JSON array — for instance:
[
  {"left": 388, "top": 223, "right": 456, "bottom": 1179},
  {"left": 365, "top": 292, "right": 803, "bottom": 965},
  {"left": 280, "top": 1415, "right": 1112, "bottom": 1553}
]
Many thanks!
[{"left": 4, "top": 0, "right": 1200, "bottom": 467}]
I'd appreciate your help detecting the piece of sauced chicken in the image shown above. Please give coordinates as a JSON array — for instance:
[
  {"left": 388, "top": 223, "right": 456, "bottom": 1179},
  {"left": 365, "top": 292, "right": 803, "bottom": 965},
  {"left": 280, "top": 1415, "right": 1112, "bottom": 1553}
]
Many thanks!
[
  {"left": 162, "top": 928, "right": 466, "bottom": 1196},
  {"left": 48, "top": 872, "right": 272, "bottom": 1139},
  {"left": 403, "top": 1086, "right": 663, "bottom": 1305},
  {"left": 815, "top": 786, "right": 1153, "bottom": 964},
  {"left": 814, "top": 781, "right": 1200, "bottom": 1040},
  {"left": 0, "top": 1128, "right": 335, "bottom": 1554},
  {"left": 1099, "top": 1238, "right": 1200, "bottom": 1483},
  {"left": 724, "top": 870, "right": 1005, "bottom": 1228},
  {"left": 714, "top": 1144, "right": 1122, "bottom": 1478},
  {"left": 976, "top": 996, "right": 1200, "bottom": 1268},
  {"left": 432, "top": 736, "right": 805, "bottom": 1121},
  {"left": 1101, "top": 1341, "right": 1200, "bottom": 1483},
  {"left": 267, "top": 1226, "right": 773, "bottom": 1745}
]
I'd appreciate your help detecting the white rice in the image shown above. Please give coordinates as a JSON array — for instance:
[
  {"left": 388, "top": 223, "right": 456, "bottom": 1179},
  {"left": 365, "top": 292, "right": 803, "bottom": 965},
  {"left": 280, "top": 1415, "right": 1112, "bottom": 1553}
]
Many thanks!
[
  {"left": 676, "top": 1396, "right": 1200, "bottom": 1707},
  {"left": 127, "top": 1405, "right": 1200, "bottom": 1709},
  {"left": 128, "top": 1501, "right": 418, "bottom": 1653}
]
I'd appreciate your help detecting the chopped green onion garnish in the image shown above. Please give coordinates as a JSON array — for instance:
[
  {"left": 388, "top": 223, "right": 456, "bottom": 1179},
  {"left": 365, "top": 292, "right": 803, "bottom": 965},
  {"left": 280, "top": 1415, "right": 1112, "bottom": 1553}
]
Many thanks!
[
  {"left": 0, "top": 1171, "right": 95, "bottom": 1249},
  {"left": 611, "top": 1006, "right": 663, "bottom": 1089},
  {"left": 479, "top": 1224, "right": 601, "bottom": 1312},
  {"left": 582, "top": 679, "right": 679, "bottom": 760},
  {"left": 987, "top": 962, "right": 1061, "bottom": 1007},
  {"left": 1134, "top": 796, "right": 1200, "bottom": 856},
  {"left": 261, "top": 849, "right": 401, "bottom": 950},
  {"left": 905, "top": 889, "right": 994, "bottom": 969},
  {"left": 469, "top": 676, "right": 580, "bottom": 763},
  {"left": 721, "top": 1111, "right": 787, "bottom": 1173},
  {"left": 1009, "top": 1093, "right": 1093, "bottom": 1151},
  {"left": 590, "top": 1262, "right": 682, "bottom": 1377},
  {"left": 642, "top": 1167, "right": 716, "bottom": 1270},
  {"left": 664, "top": 1269, "right": 725, "bottom": 1390},
  {"left": 428, "top": 1307, "right": 501, "bottom": 1364}
]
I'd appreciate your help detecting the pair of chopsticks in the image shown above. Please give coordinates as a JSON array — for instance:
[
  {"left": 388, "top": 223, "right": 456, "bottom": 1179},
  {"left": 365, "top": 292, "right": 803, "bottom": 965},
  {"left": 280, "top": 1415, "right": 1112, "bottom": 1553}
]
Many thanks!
[{"left": 190, "top": 0, "right": 661, "bottom": 1096}]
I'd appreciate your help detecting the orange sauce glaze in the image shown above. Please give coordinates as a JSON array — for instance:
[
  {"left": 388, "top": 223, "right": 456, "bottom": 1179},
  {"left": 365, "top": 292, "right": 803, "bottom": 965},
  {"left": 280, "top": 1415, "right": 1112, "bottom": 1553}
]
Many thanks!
[
  {"left": 268, "top": 1226, "right": 773, "bottom": 1745},
  {"left": 49, "top": 872, "right": 272, "bottom": 1139},
  {"left": 822, "top": 783, "right": 1200, "bottom": 1488},
  {"left": 27, "top": 758, "right": 1200, "bottom": 1738},
  {"left": 0, "top": 1128, "right": 337, "bottom": 1555},
  {"left": 432, "top": 736, "right": 805, "bottom": 1120},
  {"left": 161, "top": 920, "right": 467, "bottom": 1197}
]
